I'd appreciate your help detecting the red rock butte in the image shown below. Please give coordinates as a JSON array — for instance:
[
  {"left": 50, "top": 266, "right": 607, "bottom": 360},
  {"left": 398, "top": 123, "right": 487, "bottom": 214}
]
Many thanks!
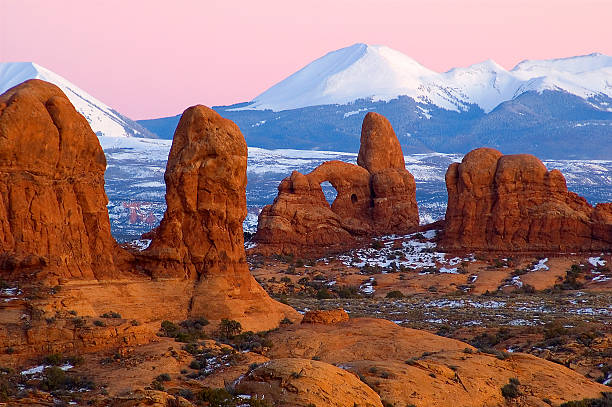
[
  {"left": 137, "top": 104, "right": 298, "bottom": 325},
  {"left": 0, "top": 80, "right": 297, "bottom": 338},
  {"left": 253, "top": 112, "right": 419, "bottom": 257},
  {"left": 0, "top": 79, "right": 127, "bottom": 282},
  {"left": 442, "top": 147, "right": 612, "bottom": 252}
]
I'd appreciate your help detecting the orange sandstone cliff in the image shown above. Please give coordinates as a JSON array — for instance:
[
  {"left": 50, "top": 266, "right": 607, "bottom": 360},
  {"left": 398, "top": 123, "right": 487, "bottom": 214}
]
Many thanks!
[
  {"left": 0, "top": 82, "right": 297, "bottom": 362},
  {"left": 253, "top": 112, "right": 419, "bottom": 256},
  {"left": 0, "top": 80, "right": 127, "bottom": 283},
  {"left": 443, "top": 147, "right": 612, "bottom": 252}
]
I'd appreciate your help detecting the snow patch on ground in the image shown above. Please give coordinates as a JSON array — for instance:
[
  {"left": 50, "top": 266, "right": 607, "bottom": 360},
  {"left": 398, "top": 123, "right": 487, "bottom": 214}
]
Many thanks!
[
  {"left": 531, "top": 258, "right": 549, "bottom": 271},
  {"left": 588, "top": 256, "right": 606, "bottom": 267}
]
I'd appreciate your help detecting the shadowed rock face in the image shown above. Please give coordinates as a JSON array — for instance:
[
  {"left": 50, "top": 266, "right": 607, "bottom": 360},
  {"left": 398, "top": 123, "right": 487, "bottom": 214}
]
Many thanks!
[
  {"left": 253, "top": 112, "right": 419, "bottom": 256},
  {"left": 0, "top": 79, "right": 125, "bottom": 282},
  {"left": 443, "top": 147, "right": 612, "bottom": 252}
]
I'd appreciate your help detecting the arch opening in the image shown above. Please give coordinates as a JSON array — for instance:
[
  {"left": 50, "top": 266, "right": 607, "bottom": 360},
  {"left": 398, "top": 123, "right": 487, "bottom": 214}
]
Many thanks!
[{"left": 320, "top": 181, "right": 338, "bottom": 207}]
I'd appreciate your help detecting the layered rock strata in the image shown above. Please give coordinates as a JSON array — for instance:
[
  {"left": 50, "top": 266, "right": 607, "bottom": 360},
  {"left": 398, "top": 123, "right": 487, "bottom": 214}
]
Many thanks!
[
  {"left": 254, "top": 112, "right": 419, "bottom": 256},
  {"left": 443, "top": 147, "right": 612, "bottom": 252}
]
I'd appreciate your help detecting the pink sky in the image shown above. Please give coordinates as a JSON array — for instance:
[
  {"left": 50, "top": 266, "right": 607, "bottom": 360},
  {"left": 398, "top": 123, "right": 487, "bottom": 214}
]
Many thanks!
[{"left": 1, "top": 0, "right": 611, "bottom": 119}]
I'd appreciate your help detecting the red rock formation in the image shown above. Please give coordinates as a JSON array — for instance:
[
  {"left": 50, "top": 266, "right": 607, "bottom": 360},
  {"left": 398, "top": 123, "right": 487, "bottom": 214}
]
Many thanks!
[
  {"left": 0, "top": 81, "right": 297, "bottom": 334},
  {"left": 0, "top": 79, "right": 125, "bottom": 282},
  {"left": 254, "top": 112, "right": 419, "bottom": 256},
  {"left": 140, "top": 105, "right": 298, "bottom": 329},
  {"left": 142, "top": 105, "right": 248, "bottom": 279},
  {"left": 443, "top": 147, "right": 612, "bottom": 252}
]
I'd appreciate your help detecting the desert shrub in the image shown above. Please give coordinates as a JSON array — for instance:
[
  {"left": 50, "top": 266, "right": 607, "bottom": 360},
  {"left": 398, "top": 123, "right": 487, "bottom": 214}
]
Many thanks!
[
  {"left": 218, "top": 319, "right": 242, "bottom": 339},
  {"left": 151, "top": 380, "right": 164, "bottom": 391},
  {"left": 94, "top": 320, "right": 106, "bottom": 327},
  {"left": 385, "top": 290, "right": 404, "bottom": 299},
  {"left": 180, "top": 317, "right": 210, "bottom": 330},
  {"left": 544, "top": 321, "right": 570, "bottom": 340},
  {"left": 334, "top": 285, "right": 360, "bottom": 298},
  {"left": 40, "top": 367, "right": 67, "bottom": 391},
  {"left": 560, "top": 392, "right": 612, "bottom": 407},
  {"left": 555, "top": 264, "right": 585, "bottom": 290},
  {"left": 156, "top": 373, "right": 171, "bottom": 382},
  {"left": 371, "top": 240, "right": 384, "bottom": 250},
  {"left": 177, "top": 388, "right": 194, "bottom": 400},
  {"left": 100, "top": 311, "right": 121, "bottom": 319},
  {"left": 501, "top": 378, "right": 520, "bottom": 399},
  {"left": 232, "top": 331, "right": 272, "bottom": 353},
  {"left": 72, "top": 317, "right": 85, "bottom": 328},
  {"left": 161, "top": 320, "right": 180, "bottom": 336},
  {"left": 160, "top": 319, "right": 207, "bottom": 342},
  {"left": 280, "top": 317, "right": 293, "bottom": 325},
  {"left": 0, "top": 369, "right": 18, "bottom": 402},
  {"left": 42, "top": 353, "right": 63, "bottom": 366},
  {"left": 316, "top": 287, "right": 333, "bottom": 299},
  {"left": 66, "top": 355, "right": 84, "bottom": 366},
  {"left": 196, "top": 388, "right": 235, "bottom": 406},
  {"left": 280, "top": 276, "right": 291, "bottom": 284}
]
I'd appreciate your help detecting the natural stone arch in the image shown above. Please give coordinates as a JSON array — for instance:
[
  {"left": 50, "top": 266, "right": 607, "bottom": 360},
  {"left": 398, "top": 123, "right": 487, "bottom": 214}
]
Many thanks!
[{"left": 308, "top": 161, "right": 371, "bottom": 224}]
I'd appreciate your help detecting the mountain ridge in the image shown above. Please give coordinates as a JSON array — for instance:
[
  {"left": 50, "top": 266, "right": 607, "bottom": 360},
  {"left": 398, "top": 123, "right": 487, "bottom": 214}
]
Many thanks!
[
  {"left": 0, "top": 62, "right": 156, "bottom": 139},
  {"left": 237, "top": 43, "right": 612, "bottom": 113}
]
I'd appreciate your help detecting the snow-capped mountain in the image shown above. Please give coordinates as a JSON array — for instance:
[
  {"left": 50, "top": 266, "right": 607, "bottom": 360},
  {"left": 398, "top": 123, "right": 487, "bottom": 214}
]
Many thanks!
[
  {"left": 0, "top": 62, "right": 156, "bottom": 138},
  {"left": 240, "top": 43, "right": 612, "bottom": 113}
]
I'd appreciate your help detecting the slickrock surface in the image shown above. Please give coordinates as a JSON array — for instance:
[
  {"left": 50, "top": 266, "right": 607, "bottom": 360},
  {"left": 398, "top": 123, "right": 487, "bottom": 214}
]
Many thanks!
[
  {"left": 301, "top": 308, "right": 350, "bottom": 324},
  {"left": 0, "top": 79, "right": 126, "bottom": 282},
  {"left": 443, "top": 147, "right": 612, "bottom": 252},
  {"left": 234, "top": 358, "right": 383, "bottom": 407},
  {"left": 264, "top": 318, "right": 609, "bottom": 407},
  {"left": 254, "top": 112, "right": 419, "bottom": 256}
]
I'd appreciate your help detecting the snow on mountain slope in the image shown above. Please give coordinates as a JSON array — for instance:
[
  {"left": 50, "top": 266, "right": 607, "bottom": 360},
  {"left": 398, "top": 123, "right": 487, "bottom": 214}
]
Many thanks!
[
  {"left": 240, "top": 44, "right": 612, "bottom": 113},
  {"left": 241, "top": 43, "right": 468, "bottom": 112},
  {"left": 441, "top": 60, "right": 522, "bottom": 113},
  {"left": 511, "top": 53, "right": 612, "bottom": 104},
  {"left": 0, "top": 62, "right": 155, "bottom": 138}
]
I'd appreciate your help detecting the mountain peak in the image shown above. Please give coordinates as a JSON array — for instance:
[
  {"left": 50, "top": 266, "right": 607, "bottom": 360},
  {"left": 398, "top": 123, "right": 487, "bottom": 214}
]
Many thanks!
[
  {"left": 243, "top": 43, "right": 443, "bottom": 112},
  {"left": 238, "top": 45, "right": 612, "bottom": 114},
  {"left": 0, "top": 62, "right": 155, "bottom": 139}
]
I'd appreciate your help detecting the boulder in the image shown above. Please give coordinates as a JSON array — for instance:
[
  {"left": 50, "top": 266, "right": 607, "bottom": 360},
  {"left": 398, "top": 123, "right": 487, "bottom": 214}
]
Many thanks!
[
  {"left": 443, "top": 147, "right": 612, "bottom": 252},
  {"left": 0, "top": 79, "right": 125, "bottom": 282},
  {"left": 253, "top": 113, "right": 418, "bottom": 256}
]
